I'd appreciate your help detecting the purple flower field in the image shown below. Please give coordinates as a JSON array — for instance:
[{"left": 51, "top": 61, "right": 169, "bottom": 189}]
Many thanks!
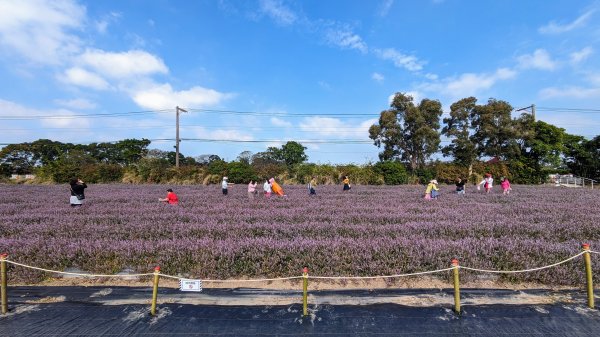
[{"left": 1, "top": 183, "right": 599, "bottom": 285}]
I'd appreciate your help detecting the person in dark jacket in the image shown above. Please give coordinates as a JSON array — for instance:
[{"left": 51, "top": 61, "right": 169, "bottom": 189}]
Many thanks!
[{"left": 69, "top": 178, "right": 87, "bottom": 207}]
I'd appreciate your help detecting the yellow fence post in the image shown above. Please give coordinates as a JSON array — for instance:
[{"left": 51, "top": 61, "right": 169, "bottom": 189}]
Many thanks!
[
  {"left": 150, "top": 266, "right": 160, "bottom": 316},
  {"left": 582, "top": 244, "right": 595, "bottom": 309},
  {"left": 302, "top": 266, "right": 309, "bottom": 317},
  {"left": 1, "top": 253, "right": 7, "bottom": 315},
  {"left": 451, "top": 258, "right": 461, "bottom": 314}
]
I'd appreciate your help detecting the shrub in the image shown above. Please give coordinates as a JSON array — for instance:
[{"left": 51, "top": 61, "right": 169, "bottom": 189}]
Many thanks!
[{"left": 373, "top": 161, "right": 408, "bottom": 185}]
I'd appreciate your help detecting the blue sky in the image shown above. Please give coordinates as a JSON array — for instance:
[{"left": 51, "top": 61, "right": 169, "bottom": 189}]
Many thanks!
[{"left": 1, "top": 0, "right": 599, "bottom": 164}]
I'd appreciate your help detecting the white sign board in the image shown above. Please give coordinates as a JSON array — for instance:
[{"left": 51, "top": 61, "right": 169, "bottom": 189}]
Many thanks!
[{"left": 179, "top": 279, "right": 203, "bottom": 292}]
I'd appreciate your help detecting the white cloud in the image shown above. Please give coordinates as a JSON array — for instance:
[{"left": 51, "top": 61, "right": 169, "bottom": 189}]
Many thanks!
[
  {"left": 0, "top": 98, "right": 37, "bottom": 117},
  {"left": 0, "top": 0, "right": 85, "bottom": 64},
  {"left": 374, "top": 48, "right": 424, "bottom": 72},
  {"left": 0, "top": 99, "right": 91, "bottom": 133},
  {"left": 404, "top": 91, "right": 423, "bottom": 104},
  {"left": 60, "top": 67, "right": 110, "bottom": 90},
  {"left": 422, "top": 67, "right": 517, "bottom": 98},
  {"left": 41, "top": 109, "right": 91, "bottom": 128},
  {"left": 54, "top": 98, "right": 97, "bottom": 110},
  {"left": 325, "top": 27, "right": 368, "bottom": 53},
  {"left": 372, "top": 72, "right": 385, "bottom": 82},
  {"left": 78, "top": 49, "right": 168, "bottom": 79},
  {"left": 131, "top": 83, "right": 232, "bottom": 110},
  {"left": 539, "top": 86, "right": 600, "bottom": 99},
  {"left": 259, "top": 0, "right": 297, "bottom": 26},
  {"left": 95, "top": 21, "right": 108, "bottom": 34},
  {"left": 188, "top": 126, "right": 253, "bottom": 141},
  {"left": 299, "top": 117, "right": 377, "bottom": 138},
  {"left": 570, "top": 47, "right": 593, "bottom": 64},
  {"left": 209, "top": 129, "right": 254, "bottom": 141},
  {"left": 387, "top": 91, "right": 423, "bottom": 105},
  {"left": 270, "top": 117, "right": 292, "bottom": 127},
  {"left": 95, "top": 12, "right": 121, "bottom": 34},
  {"left": 588, "top": 73, "right": 600, "bottom": 86},
  {"left": 377, "top": 0, "right": 394, "bottom": 17},
  {"left": 424, "top": 73, "right": 438, "bottom": 80},
  {"left": 538, "top": 9, "right": 595, "bottom": 34},
  {"left": 517, "top": 49, "right": 556, "bottom": 71}
]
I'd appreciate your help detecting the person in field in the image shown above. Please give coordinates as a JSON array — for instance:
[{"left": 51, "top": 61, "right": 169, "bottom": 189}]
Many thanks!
[
  {"left": 221, "top": 176, "right": 233, "bottom": 195},
  {"left": 455, "top": 177, "right": 466, "bottom": 195},
  {"left": 501, "top": 177, "right": 512, "bottom": 195},
  {"left": 269, "top": 178, "right": 285, "bottom": 196},
  {"left": 424, "top": 179, "right": 439, "bottom": 200},
  {"left": 247, "top": 180, "right": 258, "bottom": 200},
  {"left": 69, "top": 178, "right": 87, "bottom": 207},
  {"left": 263, "top": 179, "right": 272, "bottom": 198},
  {"left": 478, "top": 173, "right": 493, "bottom": 193},
  {"left": 308, "top": 176, "right": 317, "bottom": 195},
  {"left": 342, "top": 176, "right": 351, "bottom": 191},
  {"left": 159, "top": 188, "right": 179, "bottom": 205}
]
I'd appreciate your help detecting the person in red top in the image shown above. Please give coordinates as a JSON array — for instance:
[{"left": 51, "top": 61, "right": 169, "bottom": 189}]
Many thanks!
[{"left": 159, "top": 188, "right": 179, "bottom": 205}]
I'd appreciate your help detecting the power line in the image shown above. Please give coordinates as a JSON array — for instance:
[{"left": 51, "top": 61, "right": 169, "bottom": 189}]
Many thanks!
[
  {"left": 0, "top": 109, "right": 171, "bottom": 120},
  {"left": 536, "top": 107, "right": 600, "bottom": 113},
  {"left": 187, "top": 108, "right": 378, "bottom": 118},
  {"left": 181, "top": 138, "right": 373, "bottom": 144}
]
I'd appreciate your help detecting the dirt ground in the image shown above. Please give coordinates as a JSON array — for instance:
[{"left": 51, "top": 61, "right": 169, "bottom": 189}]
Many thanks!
[{"left": 16, "top": 275, "right": 579, "bottom": 291}]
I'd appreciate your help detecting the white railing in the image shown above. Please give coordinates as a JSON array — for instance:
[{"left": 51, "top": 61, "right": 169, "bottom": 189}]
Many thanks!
[{"left": 554, "top": 175, "right": 596, "bottom": 189}]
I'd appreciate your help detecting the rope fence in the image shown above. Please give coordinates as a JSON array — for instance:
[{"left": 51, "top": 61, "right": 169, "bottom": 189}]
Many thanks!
[
  {"left": 0, "top": 244, "right": 597, "bottom": 318},
  {"left": 4, "top": 260, "right": 155, "bottom": 278}
]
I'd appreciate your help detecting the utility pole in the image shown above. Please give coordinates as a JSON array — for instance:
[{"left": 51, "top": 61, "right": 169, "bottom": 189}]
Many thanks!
[
  {"left": 516, "top": 104, "right": 535, "bottom": 121},
  {"left": 175, "top": 106, "right": 187, "bottom": 168}
]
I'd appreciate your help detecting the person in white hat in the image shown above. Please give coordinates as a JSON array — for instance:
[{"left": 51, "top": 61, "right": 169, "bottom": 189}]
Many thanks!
[
  {"left": 424, "top": 179, "right": 439, "bottom": 200},
  {"left": 222, "top": 176, "right": 233, "bottom": 195}
]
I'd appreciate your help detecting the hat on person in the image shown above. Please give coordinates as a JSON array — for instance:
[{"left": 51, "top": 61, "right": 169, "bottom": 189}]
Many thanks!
[
  {"left": 223, "top": 176, "right": 228, "bottom": 180},
  {"left": 166, "top": 188, "right": 173, "bottom": 192},
  {"left": 485, "top": 173, "right": 492, "bottom": 177},
  {"left": 430, "top": 179, "right": 438, "bottom": 184}
]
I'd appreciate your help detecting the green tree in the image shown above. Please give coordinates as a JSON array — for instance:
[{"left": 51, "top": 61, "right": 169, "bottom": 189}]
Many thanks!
[
  {"left": 227, "top": 161, "right": 257, "bottom": 183},
  {"left": 0, "top": 143, "right": 38, "bottom": 174},
  {"left": 442, "top": 97, "right": 478, "bottom": 174},
  {"left": 207, "top": 158, "right": 228, "bottom": 175},
  {"left": 564, "top": 134, "right": 600, "bottom": 180},
  {"left": 251, "top": 151, "right": 285, "bottom": 179},
  {"left": 511, "top": 115, "right": 566, "bottom": 183},
  {"left": 114, "top": 138, "right": 151, "bottom": 165},
  {"left": 369, "top": 92, "right": 442, "bottom": 171},
  {"left": 38, "top": 149, "right": 97, "bottom": 183},
  {"left": 236, "top": 151, "right": 254, "bottom": 165},
  {"left": 471, "top": 98, "right": 519, "bottom": 160},
  {"left": 266, "top": 141, "right": 308, "bottom": 168}
]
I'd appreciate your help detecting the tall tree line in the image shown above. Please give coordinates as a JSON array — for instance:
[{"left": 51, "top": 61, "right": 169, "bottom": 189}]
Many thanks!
[{"left": 369, "top": 93, "right": 600, "bottom": 182}]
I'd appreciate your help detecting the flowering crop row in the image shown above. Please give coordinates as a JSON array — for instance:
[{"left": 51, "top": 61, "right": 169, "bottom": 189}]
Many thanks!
[{"left": 0, "top": 183, "right": 599, "bottom": 285}]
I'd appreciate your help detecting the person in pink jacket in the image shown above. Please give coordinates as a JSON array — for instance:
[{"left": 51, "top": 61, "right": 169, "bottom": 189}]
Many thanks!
[
  {"left": 247, "top": 180, "right": 258, "bottom": 200},
  {"left": 500, "top": 177, "right": 512, "bottom": 195}
]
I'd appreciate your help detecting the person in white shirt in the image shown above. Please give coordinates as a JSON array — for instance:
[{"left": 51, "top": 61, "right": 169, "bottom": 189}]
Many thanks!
[
  {"left": 263, "top": 179, "right": 272, "bottom": 198},
  {"left": 222, "top": 177, "right": 233, "bottom": 195},
  {"left": 478, "top": 173, "right": 493, "bottom": 193}
]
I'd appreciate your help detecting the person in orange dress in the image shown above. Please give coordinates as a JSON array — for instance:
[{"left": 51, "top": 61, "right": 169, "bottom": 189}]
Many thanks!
[{"left": 269, "top": 178, "right": 285, "bottom": 196}]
